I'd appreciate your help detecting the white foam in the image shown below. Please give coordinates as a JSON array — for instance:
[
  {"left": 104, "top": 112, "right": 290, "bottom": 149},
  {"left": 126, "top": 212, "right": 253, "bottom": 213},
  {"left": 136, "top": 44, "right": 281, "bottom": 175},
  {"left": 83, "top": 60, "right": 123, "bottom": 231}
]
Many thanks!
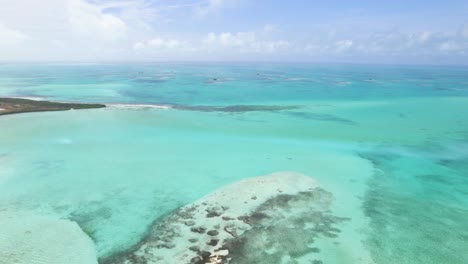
[
  {"left": 0, "top": 211, "right": 98, "bottom": 264},
  {"left": 106, "top": 103, "right": 172, "bottom": 110},
  {"left": 286, "top": 77, "right": 304, "bottom": 81},
  {"left": 10, "top": 96, "right": 46, "bottom": 101},
  {"left": 336, "top": 81, "right": 352, "bottom": 86}
]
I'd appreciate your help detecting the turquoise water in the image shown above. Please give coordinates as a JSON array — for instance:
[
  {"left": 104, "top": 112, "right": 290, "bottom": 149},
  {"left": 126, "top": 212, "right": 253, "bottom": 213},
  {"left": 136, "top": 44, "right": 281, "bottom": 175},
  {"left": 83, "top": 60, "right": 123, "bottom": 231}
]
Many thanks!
[{"left": 0, "top": 63, "right": 468, "bottom": 263}]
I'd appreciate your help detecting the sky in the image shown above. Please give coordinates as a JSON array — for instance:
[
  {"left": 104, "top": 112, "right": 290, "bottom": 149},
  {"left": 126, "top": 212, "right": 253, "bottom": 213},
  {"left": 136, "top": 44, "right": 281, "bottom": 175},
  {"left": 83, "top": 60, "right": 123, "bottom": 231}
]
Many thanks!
[{"left": 0, "top": 0, "right": 467, "bottom": 64}]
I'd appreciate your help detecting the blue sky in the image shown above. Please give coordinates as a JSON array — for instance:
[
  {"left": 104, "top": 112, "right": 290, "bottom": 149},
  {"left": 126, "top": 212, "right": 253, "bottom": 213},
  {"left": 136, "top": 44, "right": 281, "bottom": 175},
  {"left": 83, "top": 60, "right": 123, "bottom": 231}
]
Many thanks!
[{"left": 0, "top": 0, "right": 467, "bottom": 63}]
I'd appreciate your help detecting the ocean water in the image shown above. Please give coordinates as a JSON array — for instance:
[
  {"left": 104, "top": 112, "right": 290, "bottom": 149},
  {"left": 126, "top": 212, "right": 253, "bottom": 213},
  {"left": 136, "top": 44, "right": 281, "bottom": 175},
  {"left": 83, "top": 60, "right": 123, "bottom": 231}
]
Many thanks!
[{"left": 0, "top": 63, "right": 467, "bottom": 263}]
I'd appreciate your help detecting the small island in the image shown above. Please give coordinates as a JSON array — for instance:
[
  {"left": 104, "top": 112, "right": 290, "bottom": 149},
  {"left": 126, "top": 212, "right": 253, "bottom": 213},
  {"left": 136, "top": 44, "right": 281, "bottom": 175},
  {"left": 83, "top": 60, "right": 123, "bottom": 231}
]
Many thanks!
[{"left": 0, "top": 98, "right": 106, "bottom": 116}]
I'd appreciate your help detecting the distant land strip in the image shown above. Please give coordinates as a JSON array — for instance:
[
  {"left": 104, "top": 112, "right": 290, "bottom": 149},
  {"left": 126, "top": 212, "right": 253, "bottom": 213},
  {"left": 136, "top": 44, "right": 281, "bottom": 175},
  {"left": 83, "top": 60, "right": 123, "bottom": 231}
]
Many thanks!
[{"left": 0, "top": 97, "right": 106, "bottom": 116}]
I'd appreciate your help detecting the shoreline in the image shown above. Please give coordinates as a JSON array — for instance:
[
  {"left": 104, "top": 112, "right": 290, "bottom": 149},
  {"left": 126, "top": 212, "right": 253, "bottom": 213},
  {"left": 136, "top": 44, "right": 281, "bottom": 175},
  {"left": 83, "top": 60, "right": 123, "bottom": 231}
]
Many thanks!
[
  {"left": 0, "top": 97, "right": 106, "bottom": 116},
  {"left": 0, "top": 97, "right": 306, "bottom": 116}
]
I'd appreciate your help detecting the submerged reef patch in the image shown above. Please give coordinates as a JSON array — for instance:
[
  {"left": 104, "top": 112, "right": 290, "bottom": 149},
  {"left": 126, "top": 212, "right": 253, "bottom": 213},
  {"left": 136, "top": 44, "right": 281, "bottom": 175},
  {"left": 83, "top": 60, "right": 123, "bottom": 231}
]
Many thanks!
[
  {"left": 220, "top": 190, "right": 349, "bottom": 264},
  {"left": 284, "top": 111, "right": 357, "bottom": 125},
  {"left": 102, "top": 172, "right": 349, "bottom": 264},
  {"left": 172, "top": 105, "right": 302, "bottom": 113},
  {"left": 133, "top": 78, "right": 167, "bottom": 84}
]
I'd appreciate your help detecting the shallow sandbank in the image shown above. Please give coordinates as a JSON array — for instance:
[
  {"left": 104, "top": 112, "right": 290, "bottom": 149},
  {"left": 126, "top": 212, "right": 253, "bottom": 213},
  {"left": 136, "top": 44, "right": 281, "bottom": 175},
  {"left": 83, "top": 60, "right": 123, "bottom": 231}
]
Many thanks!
[{"left": 104, "top": 172, "right": 348, "bottom": 264}]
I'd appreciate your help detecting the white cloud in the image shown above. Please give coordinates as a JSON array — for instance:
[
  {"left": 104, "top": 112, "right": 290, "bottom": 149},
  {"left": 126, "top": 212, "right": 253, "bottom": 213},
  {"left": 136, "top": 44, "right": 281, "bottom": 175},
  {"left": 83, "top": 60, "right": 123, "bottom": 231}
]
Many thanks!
[
  {"left": 0, "top": 0, "right": 466, "bottom": 62},
  {"left": 133, "top": 42, "right": 145, "bottom": 50},
  {"left": 148, "top": 37, "right": 180, "bottom": 49},
  {"left": 203, "top": 31, "right": 289, "bottom": 53},
  {"left": 413, "top": 31, "right": 432, "bottom": 43},
  {"left": 130, "top": 30, "right": 290, "bottom": 60},
  {"left": 133, "top": 37, "right": 184, "bottom": 51},
  {"left": 205, "top": 32, "right": 255, "bottom": 47},
  {"left": 0, "top": 22, "right": 28, "bottom": 45},
  {"left": 147, "top": 38, "right": 181, "bottom": 49},
  {"left": 265, "top": 40, "right": 290, "bottom": 52},
  {"left": 67, "top": 0, "right": 128, "bottom": 42},
  {"left": 439, "top": 41, "right": 460, "bottom": 52},
  {"left": 335, "top": 40, "right": 353, "bottom": 52},
  {"left": 302, "top": 28, "right": 468, "bottom": 59}
]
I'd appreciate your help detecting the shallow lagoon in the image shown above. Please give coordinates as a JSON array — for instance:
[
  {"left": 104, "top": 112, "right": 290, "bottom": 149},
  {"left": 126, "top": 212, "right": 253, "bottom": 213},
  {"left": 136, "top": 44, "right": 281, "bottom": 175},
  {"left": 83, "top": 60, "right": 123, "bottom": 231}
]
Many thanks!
[{"left": 0, "top": 64, "right": 467, "bottom": 263}]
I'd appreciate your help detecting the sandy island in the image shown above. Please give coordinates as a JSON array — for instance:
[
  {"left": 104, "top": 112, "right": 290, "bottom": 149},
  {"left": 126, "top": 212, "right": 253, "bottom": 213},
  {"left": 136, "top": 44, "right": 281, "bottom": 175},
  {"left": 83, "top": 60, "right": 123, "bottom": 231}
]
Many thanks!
[
  {"left": 103, "top": 172, "right": 347, "bottom": 264},
  {"left": 0, "top": 97, "right": 105, "bottom": 116}
]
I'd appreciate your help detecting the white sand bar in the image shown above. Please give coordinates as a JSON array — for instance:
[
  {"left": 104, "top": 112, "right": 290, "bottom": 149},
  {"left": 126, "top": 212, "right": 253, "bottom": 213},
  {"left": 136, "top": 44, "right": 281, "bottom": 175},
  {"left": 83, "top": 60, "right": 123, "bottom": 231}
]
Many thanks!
[
  {"left": 106, "top": 104, "right": 171, "bottom": 110},
  {"left": 105, "top": 171, "right": 349, "bottom": 264}
]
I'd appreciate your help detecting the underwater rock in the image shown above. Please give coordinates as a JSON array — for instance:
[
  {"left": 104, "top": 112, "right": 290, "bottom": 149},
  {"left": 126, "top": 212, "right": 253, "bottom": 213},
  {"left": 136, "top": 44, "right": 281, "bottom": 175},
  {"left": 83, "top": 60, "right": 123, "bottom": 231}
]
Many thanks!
[
  {"left": 103, "top": 172, "right": 348, "bottom": 264},
  {"left": 133, "top": 77, "right": 166, "bottom": 83},
  {"left": 284, "top": 111, "right": 357, "bottom": 125},
  {"left": 191, "top": 227, "right": 207, "bottom": 234},
  {"left": 172, "top": 104, "right": 302, "bottom": 113},
  {"left": 207, "top": 230, "right": 219, "bottom": 236},
  {"left": 0, "top": 210, "right": 98, "bottom": 264}
]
